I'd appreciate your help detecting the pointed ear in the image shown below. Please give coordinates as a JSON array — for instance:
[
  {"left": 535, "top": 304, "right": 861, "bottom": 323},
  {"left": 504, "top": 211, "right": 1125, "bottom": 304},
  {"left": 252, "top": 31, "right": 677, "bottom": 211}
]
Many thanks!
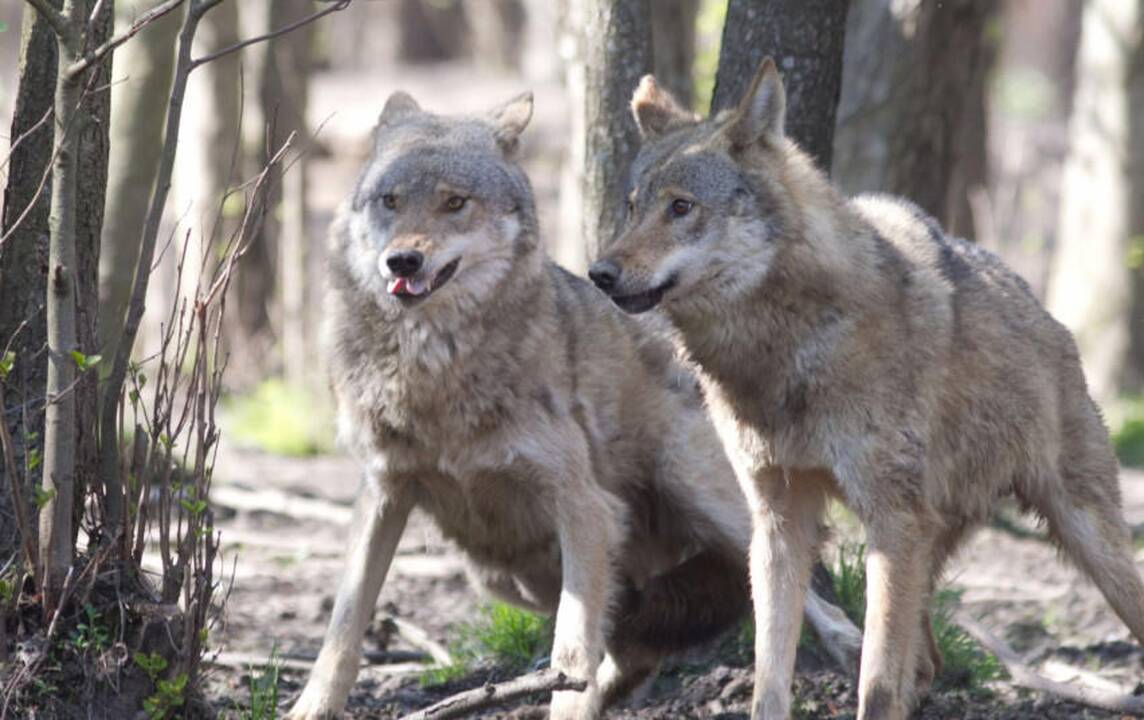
[
  {"left": 631, "top": 75, "right": 695, "bottom": 138},
  {"left": 378, "top": 91, "right": 421, "bottom": 126},
  {"left": 489, "top": 91, "right": 533, "bottom": 153},
  {"left": 729, "top": 58, "right": 785, "bottom": 148}
]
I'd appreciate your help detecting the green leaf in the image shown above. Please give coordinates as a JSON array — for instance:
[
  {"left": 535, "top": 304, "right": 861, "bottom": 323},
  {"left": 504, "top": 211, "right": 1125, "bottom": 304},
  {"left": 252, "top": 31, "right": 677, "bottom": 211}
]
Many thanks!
[
  {"left": 32, "top": 486, "right": 56, "bottom": 510},
  {"left": 26, "top": 448, "right": 42, "bottom": 472},
  {"left": 69, "top": 351, "right": 102, "bottom": 372},
  {"left": 0, "top": 350, "right": 14, "bottom": 380},
  {"left": 179, "top": 497, "right": 207, "bottom": 516}
]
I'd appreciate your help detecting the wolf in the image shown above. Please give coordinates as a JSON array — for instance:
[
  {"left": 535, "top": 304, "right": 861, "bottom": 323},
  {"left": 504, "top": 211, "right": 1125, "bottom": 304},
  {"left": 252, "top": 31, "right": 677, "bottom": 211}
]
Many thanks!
[
  {"left": 588, "top": 58, "right": 1144, "bottom": 720},
  {"left": 285, "top": 90, "right": 860, "bottom": 720}
]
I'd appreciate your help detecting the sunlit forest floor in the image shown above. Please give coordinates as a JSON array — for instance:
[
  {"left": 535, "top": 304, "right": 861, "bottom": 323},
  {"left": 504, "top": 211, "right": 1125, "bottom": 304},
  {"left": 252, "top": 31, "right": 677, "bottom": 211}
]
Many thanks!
[{"left": 199, "top": 445, "right": 1144, "bottom": 719}]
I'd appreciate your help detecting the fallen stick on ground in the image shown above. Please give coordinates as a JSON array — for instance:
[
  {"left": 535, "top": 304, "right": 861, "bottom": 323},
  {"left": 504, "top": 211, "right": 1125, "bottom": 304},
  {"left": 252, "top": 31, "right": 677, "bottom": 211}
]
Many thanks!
[
  {"left": 956, "top": 611, "right": 1144, "bottom": 717},
  {"left": 383, "top": 615, "right": 455, "bottom": 667},
  {"left": 207, "top": 650, "right": 426, "bottom": 673},
  {"left": 399, "top": 668, "right": 587, "bottom": 720}
]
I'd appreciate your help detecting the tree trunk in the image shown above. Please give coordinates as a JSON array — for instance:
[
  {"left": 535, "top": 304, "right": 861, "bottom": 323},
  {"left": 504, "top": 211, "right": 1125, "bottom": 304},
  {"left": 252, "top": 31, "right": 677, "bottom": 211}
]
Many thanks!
[
  {"left": 1, "top": 0, "right": 110, "bottom": 571},
  {"left": 0, "top": 2, "right": 60, "bottom": 563},
  {"left": 880, "top": 0, "right": 994, "bottom": 238},
  {"left": 101, "top": 1, "right": 182, "bottom": 362},
  {"left": 567, "top": 0, "right": 653, "bottom": 262},
  {"left": 464, "top": 0, "right": 526, "bottom": 72},
  {"left": 651, "top": 0, "right": 699, "bottom": 110},
  {"left": 1047, "top": 0, "right": 1144, "bottom": 404},
  {"left": 711, "top": 0, "right": 848, "bottom": 172}
]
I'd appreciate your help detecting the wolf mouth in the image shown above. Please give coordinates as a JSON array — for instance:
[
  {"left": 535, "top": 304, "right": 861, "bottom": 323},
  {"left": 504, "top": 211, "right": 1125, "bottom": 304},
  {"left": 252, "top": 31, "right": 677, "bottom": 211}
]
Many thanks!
[
  {"left": 612, "top": 275, "right": 678, "bottom": 314},
  {"left": 388, "top": 258, "right": 461, "bottom": 303}
]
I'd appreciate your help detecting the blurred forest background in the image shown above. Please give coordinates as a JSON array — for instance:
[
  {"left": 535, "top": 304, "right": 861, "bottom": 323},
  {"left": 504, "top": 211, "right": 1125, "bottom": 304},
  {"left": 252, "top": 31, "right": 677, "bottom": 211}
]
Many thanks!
[
  {"left": 3, "top": 0, "right": 1143, "bottom": 457},
  {"left": 1, "top": 0, "right": 1144, "bottom": 717}
]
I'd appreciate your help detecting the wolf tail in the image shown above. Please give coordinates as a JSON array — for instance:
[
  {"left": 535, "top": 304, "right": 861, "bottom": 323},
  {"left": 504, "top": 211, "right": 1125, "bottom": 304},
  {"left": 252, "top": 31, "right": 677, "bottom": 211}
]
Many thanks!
[{"left": 610, "top": 547, "right": 750, "bottom": 652}]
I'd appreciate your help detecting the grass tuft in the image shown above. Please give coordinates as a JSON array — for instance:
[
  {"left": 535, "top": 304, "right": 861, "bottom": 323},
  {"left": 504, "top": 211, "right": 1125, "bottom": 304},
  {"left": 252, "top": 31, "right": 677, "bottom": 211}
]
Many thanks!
[
  {"left": 831, "top": 542, "right": 868, "bottom": 628},
  {"left": 419, "top": 602, "right": 552, "bottom": 687}
]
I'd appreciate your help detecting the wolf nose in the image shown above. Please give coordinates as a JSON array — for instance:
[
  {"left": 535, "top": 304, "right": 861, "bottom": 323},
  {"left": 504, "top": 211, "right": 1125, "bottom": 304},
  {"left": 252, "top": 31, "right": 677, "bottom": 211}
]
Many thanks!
[
  {"left": 386, "top": 250, "right": 424, "bottom": 277},
  {"left": 588, "top": 260, "right": 621, "bottom": 293}
]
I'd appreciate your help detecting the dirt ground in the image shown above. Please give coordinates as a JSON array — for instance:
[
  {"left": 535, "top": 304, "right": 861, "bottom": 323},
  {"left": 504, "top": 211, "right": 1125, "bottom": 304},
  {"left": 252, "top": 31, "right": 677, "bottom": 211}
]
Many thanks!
[{"left": 200, "top": 445, "right": 1144, "bottom": 719}]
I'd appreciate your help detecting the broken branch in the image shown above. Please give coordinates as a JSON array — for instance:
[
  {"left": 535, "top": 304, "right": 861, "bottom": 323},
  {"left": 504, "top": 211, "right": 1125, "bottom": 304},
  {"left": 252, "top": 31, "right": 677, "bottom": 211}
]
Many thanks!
[{"left": 400, "top": 668, "right": 588, "bottom": 720}]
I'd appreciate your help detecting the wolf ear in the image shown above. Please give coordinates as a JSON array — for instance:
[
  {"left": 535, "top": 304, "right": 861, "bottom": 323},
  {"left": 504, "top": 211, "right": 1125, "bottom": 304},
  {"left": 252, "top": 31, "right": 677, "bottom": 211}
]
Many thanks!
[
  {"left": 729, "top": 57, "right": 785, "bottom": 148},
  {"left": 489, "top": 91, "right": 534, "bottom": 153},
  {"left": 378, "top": 91, "right": 421, "bottom": 126},
  {"left": 631, "top": 75, "right": 695, "bottom": 139}
]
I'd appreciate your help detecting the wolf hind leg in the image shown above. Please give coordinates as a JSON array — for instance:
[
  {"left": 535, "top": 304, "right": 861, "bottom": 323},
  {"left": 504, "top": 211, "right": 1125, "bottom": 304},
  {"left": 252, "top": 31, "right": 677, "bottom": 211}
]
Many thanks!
[{"left": 1032, "top": 470, "right": 1144, "bottom": 644}]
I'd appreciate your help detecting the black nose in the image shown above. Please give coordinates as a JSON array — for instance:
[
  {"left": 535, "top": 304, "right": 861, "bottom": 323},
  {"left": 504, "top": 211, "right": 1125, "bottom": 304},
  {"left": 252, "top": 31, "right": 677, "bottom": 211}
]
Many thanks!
[
  {"left": 386, "top": 250, "right": 424, "bottom": 277},
  {"left": 588, "top": 259, "right": 621, "bottom": 293}
]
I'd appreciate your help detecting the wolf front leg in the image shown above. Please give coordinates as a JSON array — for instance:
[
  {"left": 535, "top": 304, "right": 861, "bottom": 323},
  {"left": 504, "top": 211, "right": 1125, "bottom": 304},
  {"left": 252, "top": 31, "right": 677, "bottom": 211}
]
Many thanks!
[
  {"left": 287, "top": 478, "right": 415, "bottom": 720},
  {"left": 747, "top": 468, "right": 828, "bottom": 720},
  {"left": 856, "top": 511, "right": 933, "bottom": 720},
  {"left": 544, "top": 438, "right": 620, "bottom": 720}
]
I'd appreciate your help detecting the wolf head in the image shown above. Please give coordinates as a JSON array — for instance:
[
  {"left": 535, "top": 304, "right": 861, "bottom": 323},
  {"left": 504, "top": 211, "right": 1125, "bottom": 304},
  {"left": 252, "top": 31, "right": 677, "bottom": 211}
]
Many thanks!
[
  {"left": 589, "top": 58, "right": 797, "bottom": 315},
  {"left": 338, "top": 90, "right": 539, "bottom": 318}
]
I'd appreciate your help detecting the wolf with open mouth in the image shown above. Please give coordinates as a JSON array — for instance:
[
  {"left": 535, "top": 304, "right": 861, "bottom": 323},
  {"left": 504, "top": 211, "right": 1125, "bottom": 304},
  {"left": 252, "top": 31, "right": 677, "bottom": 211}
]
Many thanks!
[{"left": 286, "top": 90, "right": 860, "bottom": 720}]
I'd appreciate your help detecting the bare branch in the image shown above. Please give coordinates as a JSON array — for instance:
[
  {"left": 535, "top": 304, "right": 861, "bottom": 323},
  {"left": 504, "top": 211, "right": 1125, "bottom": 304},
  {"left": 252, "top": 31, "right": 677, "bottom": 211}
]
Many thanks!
[
  {"left": 23, "top": 0, "right": 73, "bottom": 42},
  {"left": 66, "top": 0, "right": 186, "bottom": 80},
  {"left": 400, "top": 669, "right": 588, "bottom": 720},
  {"left": 956, "top": 611, "right": 1144, "bottom": 716},
  {"left": 190, "top": 0, "right": 351, "bottom": 70}
]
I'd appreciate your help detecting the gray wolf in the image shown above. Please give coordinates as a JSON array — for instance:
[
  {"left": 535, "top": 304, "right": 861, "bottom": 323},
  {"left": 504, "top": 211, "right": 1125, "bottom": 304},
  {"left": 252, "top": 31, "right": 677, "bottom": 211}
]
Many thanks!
[
  {"left": 589, "top": 58, "right": 1144, "bottom": 720},
  {"left": 285, "top": 89, "right": 859, "bottom": 719}
]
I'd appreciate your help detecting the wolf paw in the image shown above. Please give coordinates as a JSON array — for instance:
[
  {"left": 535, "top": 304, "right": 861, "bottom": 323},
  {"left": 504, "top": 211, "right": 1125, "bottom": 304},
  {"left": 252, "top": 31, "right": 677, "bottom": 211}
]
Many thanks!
[
  {"left": 549, "top": 682, "right": 601, "bottom": 720},
  {"left": 284, "top": 687, "right": 343, "bottom": 720}
]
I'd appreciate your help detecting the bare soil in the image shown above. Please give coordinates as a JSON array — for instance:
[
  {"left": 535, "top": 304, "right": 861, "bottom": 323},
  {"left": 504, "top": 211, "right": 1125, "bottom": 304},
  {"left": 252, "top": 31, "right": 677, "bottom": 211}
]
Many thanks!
[{"left": 201, "top": 446, "right": 1144, "bottom": 719}]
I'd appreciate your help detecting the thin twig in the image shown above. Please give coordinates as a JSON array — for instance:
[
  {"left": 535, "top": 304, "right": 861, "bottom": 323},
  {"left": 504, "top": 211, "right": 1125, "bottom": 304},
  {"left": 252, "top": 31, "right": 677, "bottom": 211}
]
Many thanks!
[
  {"left": 956, "top": 611, "right": 1144, "bottom": 716},
  {"left": 189, "top": 0, "right": 351, "bottom": 70},
  {"left": 400, "top": 669, "right": 588, "bottom": 720},
  {"left": 67, "top": 0, "right": 186, "bottom": 80}
]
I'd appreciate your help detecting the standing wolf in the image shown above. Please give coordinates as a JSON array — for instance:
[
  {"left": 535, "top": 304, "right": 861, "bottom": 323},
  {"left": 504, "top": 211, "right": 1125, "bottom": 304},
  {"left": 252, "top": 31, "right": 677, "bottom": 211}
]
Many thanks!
[
  {"left": 589, "top": 59, "right": 1144, "bottom": 720},
  {"left": 286, "top": 91, "right": 859, "bottom": 720}
]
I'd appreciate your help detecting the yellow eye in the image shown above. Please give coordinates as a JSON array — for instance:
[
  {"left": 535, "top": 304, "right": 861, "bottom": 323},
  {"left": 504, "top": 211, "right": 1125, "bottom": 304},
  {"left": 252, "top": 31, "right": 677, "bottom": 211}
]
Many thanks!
[
  {"left": 382, "top": 193, "right": 397, "bottom": 210},
  {"left": 670, "top": 199, "right": 693, "bottom": 217},
  {"left": 446, "top": 196, "right": 467, "bottom": 212}
]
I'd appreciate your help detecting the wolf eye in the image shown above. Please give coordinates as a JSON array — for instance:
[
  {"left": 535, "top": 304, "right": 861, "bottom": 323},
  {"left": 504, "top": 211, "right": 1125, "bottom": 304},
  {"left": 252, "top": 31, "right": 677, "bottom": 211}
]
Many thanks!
[
  {"left": 670, "top": 198, "right": 694, "bottom": 217},
  {"left": 382, "top": 193, "right": 397, "bottom": 210},
  {"left": 445, "top": 196, "right": 467, "bottom": 212}
]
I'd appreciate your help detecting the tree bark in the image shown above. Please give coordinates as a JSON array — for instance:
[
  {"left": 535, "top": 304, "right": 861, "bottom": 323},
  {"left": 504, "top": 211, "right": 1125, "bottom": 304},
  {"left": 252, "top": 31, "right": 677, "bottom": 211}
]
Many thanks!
[
  {"left": 568, "top": 0, "right": 653, "bottom": 261},
  {"left": 1047, "top": 0, "right": 1144, "bottom": 404},
  {"left": 651, "top": 0, "right": 698, "bottom": 110},
  {"left": 880, "top": 0, "right": 993, "bottom": 237},
  {"left": 1, "top": 0, "right": 110, "bottom": 572},
  {"left": 711, "top": 0, "right": 848, "bottom": 172},
  {"left": 0, "top": 1, "right": 60, "bottom": 563}
]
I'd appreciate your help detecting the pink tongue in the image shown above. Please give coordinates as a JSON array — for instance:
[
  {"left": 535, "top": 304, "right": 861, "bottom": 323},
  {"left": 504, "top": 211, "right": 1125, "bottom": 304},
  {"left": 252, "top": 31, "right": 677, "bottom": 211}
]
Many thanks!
[{"left": 387, "top": 277, "right": 409, "bottom": 295}]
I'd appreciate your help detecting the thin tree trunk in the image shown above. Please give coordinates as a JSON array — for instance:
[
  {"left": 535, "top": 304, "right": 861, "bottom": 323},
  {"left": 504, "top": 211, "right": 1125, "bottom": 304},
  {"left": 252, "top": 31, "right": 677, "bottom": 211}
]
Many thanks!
[
  {"left": 40, "top": 0, "right": 86, "bottom": 612},
  {"left": 570, "top": 0, "right": 653, "bottom": 261},
  {"left": 100, "top": 0, "right": 183, "bottom": 357},
  {"left": 711, "top": 0, "right": 848, "bottom": 171}
]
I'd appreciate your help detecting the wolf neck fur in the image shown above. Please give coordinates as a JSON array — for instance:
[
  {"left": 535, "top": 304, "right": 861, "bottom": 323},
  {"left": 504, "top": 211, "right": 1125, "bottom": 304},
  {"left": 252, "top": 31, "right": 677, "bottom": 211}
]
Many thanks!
[{"left": 669, "top": 175, "right": 888, "bottom": 433}]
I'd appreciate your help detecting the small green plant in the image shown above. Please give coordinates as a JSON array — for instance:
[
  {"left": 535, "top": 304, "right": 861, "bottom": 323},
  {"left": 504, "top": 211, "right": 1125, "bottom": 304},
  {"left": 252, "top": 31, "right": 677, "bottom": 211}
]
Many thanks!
[
  {"left": 831, "top": 542, "right": 867, "bottom": 628},
  {"left": 69, "top": 605, "right": 110, "bottom": 652},
  {"left": 930, "top": 589, "right": 1003, "bottom": 691},
  {"left": 419, "top": 602, "right": 552, "bottom": 687},
  {"left": 32, "top": 485, "right": 55, "bottom": 510},
  {"left": 243, "top": 645, "right": 282, "bottom": 720},
  {"left": 134, "top": 650, "right": 187, "bottom": 718},
  {"left": 1112, "top": 396, "right": 1144, "bottom": 468}
]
